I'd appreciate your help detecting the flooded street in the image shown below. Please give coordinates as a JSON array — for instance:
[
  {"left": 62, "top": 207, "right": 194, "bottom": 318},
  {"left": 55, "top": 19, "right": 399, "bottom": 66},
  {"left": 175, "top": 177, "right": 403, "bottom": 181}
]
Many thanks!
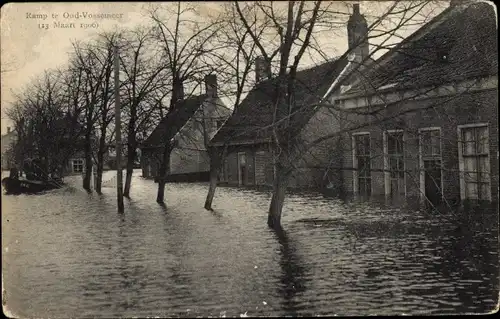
[{"left": 2, "top": 170, "right": 498, "bottom": 317}]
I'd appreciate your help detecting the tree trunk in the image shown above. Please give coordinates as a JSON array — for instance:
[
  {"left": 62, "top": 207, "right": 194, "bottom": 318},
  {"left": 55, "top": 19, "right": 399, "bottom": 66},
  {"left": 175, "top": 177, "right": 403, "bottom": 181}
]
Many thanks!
[
  {"left": 96, "top": 161, "right": 103, "bottom": 194},
  {"left": 204, "top": 148, "right": 222, "bottom": 210},
  {"left": 156, "top": 145, "right": 172, "bottom": 203},
  {"left": 123, "top": 144, "right": 135, "bottom": 198},
  {"left": 123, "top": 165, "right": 134, "bottom": 198},
  {"left": 95, "top": 147, "right": 105, "bottom": 194},
  {"left": 268, "top": 165, "right": 291, "bottom": 230},
  {"left": 83, "top": 130, "right": 92, "bottom": 191}
]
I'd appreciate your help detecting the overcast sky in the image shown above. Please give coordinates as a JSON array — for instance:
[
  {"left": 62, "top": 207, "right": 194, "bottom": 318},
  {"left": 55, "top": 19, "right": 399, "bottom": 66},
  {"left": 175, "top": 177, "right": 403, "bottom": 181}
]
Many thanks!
[{"left": 0, "top": 1, "right": 448, "bottom": 135}]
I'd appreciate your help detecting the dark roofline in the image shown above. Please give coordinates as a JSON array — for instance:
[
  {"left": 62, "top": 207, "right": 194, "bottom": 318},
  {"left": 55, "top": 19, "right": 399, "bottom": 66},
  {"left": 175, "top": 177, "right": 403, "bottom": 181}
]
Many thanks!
[
  {"left": 209, "top": 55, "right": 351, "bottom": 146},
  {"left": 366, "top": 4, "right": 459, "bottom": 73},
  {"left": 336, "top": 2, "right": 487, "bottom": 100},
  {"left": 141, "top": 94, "right": 206, "bottom": 148},
  {"left": 235, "top": 54, "right": 349, "bottom": 108}
]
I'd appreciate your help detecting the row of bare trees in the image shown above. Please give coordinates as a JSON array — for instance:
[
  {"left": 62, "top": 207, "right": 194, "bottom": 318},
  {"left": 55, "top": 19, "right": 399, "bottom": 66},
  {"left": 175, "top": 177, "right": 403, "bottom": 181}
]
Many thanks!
[{"left": 6, "top": 1, "right": 460, "bottom": 230}]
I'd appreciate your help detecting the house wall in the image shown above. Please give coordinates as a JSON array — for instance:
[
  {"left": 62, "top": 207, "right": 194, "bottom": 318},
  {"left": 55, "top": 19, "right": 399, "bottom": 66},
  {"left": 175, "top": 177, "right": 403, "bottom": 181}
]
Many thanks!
[
  {"left": 293, "top": 100, "right": 347, "bottom": 192},
  {"left": 141, "top": 148, "right": 160, "bottom": 178},
  {"left": 336, "top": 87, "right": 498, "bottom": 203},
  {"left": 220, "top": 143, "right": 274, "bottom": 187},
  {"left": 171, "top": 96, "right": 231, "bottom": 176},
  {"left": 1, "top": 131, "right": 17, "bottom": 170},
  {"left": 64, "top": 150, "right": 86, "bottom": 176},
  {"left": 170, "top": 148, "right": 209, "bottom": 174}
]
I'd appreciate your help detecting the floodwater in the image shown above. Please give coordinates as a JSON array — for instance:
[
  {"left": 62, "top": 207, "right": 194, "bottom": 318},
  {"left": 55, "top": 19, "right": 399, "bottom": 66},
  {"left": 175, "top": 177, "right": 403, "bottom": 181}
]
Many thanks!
[{"left": 2, "top": 170, "right": 498, "bottom": 317}]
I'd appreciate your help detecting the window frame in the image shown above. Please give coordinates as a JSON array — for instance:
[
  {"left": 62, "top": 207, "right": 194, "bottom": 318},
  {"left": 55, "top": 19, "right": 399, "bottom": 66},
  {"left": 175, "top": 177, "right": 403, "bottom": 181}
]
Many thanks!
[
  {"left": 72, "top": 158, "right": 84, "bottom": 173},
  {"left": 352, "top": 132, "right": 371, "bottom": 196},
  {"left": 418, "top": 127, "right": 444, "bottom": 203},
  {"left": 383, "top": 129, "right": 406, "bottom": 197},
  {"left": 457, "top": 123, "right": 491, "bottom": 201}
]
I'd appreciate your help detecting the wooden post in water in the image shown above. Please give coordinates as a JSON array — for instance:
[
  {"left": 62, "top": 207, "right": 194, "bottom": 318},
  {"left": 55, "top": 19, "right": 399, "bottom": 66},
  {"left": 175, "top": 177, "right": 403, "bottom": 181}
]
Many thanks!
[{"left": 114, "top": 45, "right": 124, "bottom": 213}]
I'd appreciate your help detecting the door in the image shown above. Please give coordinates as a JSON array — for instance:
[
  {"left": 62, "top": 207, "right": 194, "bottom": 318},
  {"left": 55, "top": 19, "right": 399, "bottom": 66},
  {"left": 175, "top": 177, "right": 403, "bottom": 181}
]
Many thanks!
[
  {"left": 237, "top": 152, "right": 246, "bottom": 186},
  {"left": 424, "top": 159, "right": 442, "bottom": 205}
]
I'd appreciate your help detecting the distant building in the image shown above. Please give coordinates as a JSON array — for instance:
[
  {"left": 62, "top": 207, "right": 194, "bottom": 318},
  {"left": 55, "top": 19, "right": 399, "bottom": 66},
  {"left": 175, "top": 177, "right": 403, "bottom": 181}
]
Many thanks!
[
  {"left": 323, "top": 1, "right": 498, "bottom": 205},
  {"left": 1, "top": 127, "right": 17, "bottom": 170},
  {"left": 140, "top": 74, "right": 231, "bottom": 182},
  {"left": 106, "top": 144, "right": 128, "bottom": 170}
]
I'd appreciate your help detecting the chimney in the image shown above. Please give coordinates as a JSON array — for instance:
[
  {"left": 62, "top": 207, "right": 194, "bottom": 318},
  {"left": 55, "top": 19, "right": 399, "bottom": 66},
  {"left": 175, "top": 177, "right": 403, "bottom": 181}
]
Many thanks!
[
  {"left": 204, "top": 74, "right": 218, "bottom": 98},
  {"left": 173, "top": 70, "right": 184, "bottom": 101},
  {"left": 347, "top": 3, "right": 369, "bottom": 62},
  {"left": 255, "top": 56, "right": 272, "bottom": 83},
  {"left": 353, "top": 3, "right": 360, "bottom": 15}
]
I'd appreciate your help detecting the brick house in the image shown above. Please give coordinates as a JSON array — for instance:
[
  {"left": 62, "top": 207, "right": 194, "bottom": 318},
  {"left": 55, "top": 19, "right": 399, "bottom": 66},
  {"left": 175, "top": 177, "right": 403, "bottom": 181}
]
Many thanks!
[
  {"left": 210, "top": 4, "right": 373, "bottom": 189},
  {"left": 140, "top": 75, "right": 231, "bottom": 182},
  {"left": 319, "top": 1, "right": 498, "bottom": 205}
]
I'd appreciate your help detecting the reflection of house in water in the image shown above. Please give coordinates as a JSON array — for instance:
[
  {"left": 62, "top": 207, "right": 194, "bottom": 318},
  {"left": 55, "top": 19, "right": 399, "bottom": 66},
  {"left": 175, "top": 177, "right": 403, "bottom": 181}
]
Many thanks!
[
  {"left": 140, "top": 75, "right": 231, "bottom": 182},
  {"left": 324, "top": 1, "right": 498, "bottom": 206}
]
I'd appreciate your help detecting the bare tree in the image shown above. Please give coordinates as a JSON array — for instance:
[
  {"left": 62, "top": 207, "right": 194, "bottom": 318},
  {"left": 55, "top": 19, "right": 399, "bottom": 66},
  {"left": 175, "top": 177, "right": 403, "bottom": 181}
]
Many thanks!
[
  {"left": 81, "top": 32, "right": 121, "bottom": 194},
  {"left": 207, "top": 0, "right": 445, "bottom": 229},
  {"left": 7, "top": 69, "right": 82, "bottom": 179},
  {"left": 295, "top": 0, "right": 496, "bottom": 213},
  {"left": 148, "top": 1, "right": 223, "bottom": 204},
  {"left": 70, "top": 40, "right": 116, "bottom": 191},
  {"left": 208, "top": 1, "right": 349, "bottom": 228},
  {"left": 203, "top": 3, "right": 263, "bottom": 210},
  {"left": 118, "top": 26, "right": 170, "bottom": 198},
  {"left": 1, "top": 48, "right": 21, "bottom": 74}
]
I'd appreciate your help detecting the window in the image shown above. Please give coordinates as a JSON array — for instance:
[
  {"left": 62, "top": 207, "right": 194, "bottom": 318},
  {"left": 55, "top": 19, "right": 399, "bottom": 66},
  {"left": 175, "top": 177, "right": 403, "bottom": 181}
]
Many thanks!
[
  {"left": 353, "top": 133, "right": 371, "bottom": 196},
  {"left": 385, "top": 131, "right": 405, "bottom": 196},
  {"left": 72, "top": 159, "right": 84, "bottom": 173},
  {"left": 421, "top": 129, "right": 441, "bottom": 158},
  {"left": 459, "top": 125, "right": 490, "bottom": 200}
]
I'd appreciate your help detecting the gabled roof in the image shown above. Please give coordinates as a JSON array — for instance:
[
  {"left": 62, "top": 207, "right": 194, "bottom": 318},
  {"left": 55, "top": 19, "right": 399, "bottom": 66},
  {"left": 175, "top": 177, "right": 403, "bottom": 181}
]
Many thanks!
[
  {"left": 210, "top": 57, "right": 349, "bottom": 145},
  {"left": 141, "top": 94, "right": 207, "bottom": 149},
  {"left": 342, "top": 1, "right": 498, "bottom": 97}
]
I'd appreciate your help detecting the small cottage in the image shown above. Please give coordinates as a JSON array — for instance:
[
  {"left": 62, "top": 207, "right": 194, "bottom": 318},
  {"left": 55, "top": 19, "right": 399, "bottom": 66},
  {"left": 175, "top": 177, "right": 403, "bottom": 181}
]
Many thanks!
[{"left": 141, "top": 75, "right": 231, "bottom": 182}]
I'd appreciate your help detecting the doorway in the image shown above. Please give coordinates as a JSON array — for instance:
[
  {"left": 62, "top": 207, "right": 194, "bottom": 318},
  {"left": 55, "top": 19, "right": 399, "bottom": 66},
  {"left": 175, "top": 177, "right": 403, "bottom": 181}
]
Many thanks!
[{"left": 424, "top": 159, "right": 442, "bottom": 205}]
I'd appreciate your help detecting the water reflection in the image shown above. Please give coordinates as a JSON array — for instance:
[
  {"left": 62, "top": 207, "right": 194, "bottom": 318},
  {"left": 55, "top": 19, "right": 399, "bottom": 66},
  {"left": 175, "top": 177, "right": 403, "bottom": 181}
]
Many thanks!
[
  {"left": 422, "top": 213, "right": 499, "bottom": 314},
  {"left": 2, "top": 170, "right": 498, "bottom": 317},
  {"left": 273, "top": 228, "right": 307, "bottom": 316}
]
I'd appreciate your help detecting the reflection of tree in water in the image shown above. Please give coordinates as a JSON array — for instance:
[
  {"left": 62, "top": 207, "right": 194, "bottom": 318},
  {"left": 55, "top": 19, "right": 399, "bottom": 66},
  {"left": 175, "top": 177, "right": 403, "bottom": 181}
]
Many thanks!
[
  {"left": 273, "top": 228, "right": 308, "bottom": 316},
  {"left": 158, "top": 206, "right": 197, "bottom": 316},
  {"left": 115, "top": 213, "right": 147, "bottom": 312}
]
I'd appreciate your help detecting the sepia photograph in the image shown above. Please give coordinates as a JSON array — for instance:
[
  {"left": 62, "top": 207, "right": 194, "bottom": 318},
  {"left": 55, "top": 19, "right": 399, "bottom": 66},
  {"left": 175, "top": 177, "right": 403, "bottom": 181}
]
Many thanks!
[{"left": 1, "top": 0, "right": 498, "bottom": 317}]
